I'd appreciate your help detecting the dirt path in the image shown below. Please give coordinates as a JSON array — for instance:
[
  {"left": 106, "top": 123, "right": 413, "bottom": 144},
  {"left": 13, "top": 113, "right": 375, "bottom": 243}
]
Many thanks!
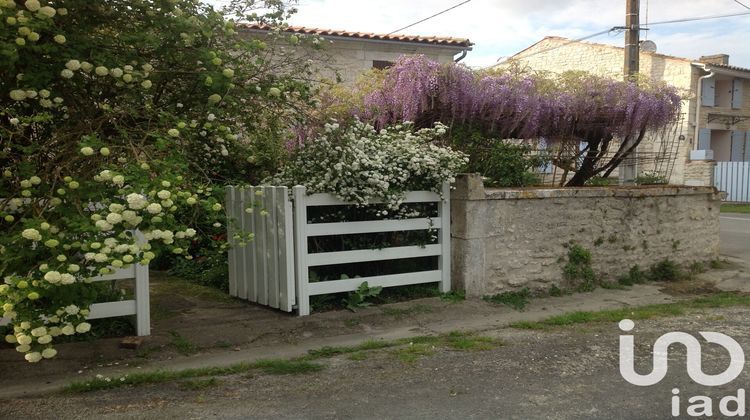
[{"left": 4, "top": 306, "right": 750, "bottom": 419}]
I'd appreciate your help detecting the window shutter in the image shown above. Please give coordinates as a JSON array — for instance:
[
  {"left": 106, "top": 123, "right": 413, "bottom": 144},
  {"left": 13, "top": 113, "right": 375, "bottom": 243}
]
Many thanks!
[
  {"left": 701, "top": 78, "right": 715, "bottom": 107},
  {"left": 730, "top": 131, "right": 745, "bottom": 161},
  {"left": 745, "top": 132, "right": 750, "bottom": 161},
  {"left": 732, "top": 79, "right": 744, "bottom": 109},
  {"left": 698, "top": 128, "right": 712, "bottom": 150}
]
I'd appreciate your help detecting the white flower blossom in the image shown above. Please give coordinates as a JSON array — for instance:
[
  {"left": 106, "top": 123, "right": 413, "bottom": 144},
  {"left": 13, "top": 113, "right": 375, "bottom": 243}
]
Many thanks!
[
  {"left": 24, "top": 0, "right": 40, "bottom": 12},
  {"left": 44, "top": 271, "right": 61, "bottom": 284},
  {"left": 75, "top": 322, "right": 91, "bottom": 333},
  {"left": 38, "top": 6, "right": 55, "bottom": 18},
  {"left": 21, "top": 228, "right": 42, "bottom": 241},
  {"left": 24, "top": 352, "right": 42, "bottom": 363},
  {"left": 9, "top": 89, "right": 26, "bottom": 101},
  {"left": 95, "top": 220, "right": 113, "bottom": 231},
  {"left": 126, "top": 193, "right": 147, "bottom": 210},
  {"left": 146, "top": 203, "right": 162, "bottom": 214}
]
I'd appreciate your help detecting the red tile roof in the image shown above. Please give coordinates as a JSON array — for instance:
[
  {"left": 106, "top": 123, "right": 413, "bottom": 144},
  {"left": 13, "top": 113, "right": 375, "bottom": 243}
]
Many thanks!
[
  {"left": 239, "top": 24, "right": 473, "bottom": 48},
  {"left": 703, "top": 62, "right": 750, "bottom": 74}
]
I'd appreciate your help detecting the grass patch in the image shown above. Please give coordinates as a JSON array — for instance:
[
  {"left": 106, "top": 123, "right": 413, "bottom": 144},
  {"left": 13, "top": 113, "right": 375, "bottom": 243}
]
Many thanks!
[
  {"left": 710, "top": 259, "right": 731, "bottom": 269},
  {"left": 649, "top": 259, "right": 682, "bottom": 282},
  {"left": 721, "top": 203, "right": 750, "bottom": 214},
  {"left": 393, "top": 342, "right": 435, "bottom": 363},
  {"left": 306, "top": 339, "right": 394, "bottom": 358},
  {"left": 600, "top": 281, "right": 628, "bottom": 290},
  {"left": 510, "top": 292, "right": 750, "bottom": 330},
  {"left": 484, "top": 288, "right": 531, "bottom": 310},
  {"left": 65, "top": 357, "right": 322, "bottom": 393},
  {"left": 65, "top": 364, "right": 251, "bottom": 393},
  {"left": 443, "top": 331, "right": 498, "bottom": 351},
  {"left": 440, "top": 290, "right": 466, "bottom": 303},
  {"left": 348, "top": 352, "right": 367, "bottom": 361},
  {"left": 618, "top": 265, "right": 648, "bottom": 286},
  {"left": 151, "top": 274, "right": 235, "bottom": 303},
  {"left": 168, "top": 330, "right": 198, "bottom": 355},
  {"left": 254, "top": 359, "right": 324, "bottom": 375},
  {"left": 178, "top": 377, "right": 219, "bottom": 391},
  {"left": 66, "top": 331, "right": 501, "bottom": 393}
]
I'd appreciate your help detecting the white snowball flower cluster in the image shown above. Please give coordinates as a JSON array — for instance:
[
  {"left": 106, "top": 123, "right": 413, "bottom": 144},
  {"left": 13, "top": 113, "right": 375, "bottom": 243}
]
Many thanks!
[
  {"left": 21, "top": 228, "right": 42, "bottom": 241},
  {"left": 269, "top": 120, "right": 467, "bottom": 209},
  {"left": 126, "top": 193, "right": 148, "bottom": 210}
]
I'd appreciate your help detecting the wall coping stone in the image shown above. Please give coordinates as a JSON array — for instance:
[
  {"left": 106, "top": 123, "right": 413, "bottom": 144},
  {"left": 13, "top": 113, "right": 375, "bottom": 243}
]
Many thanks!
[{"left": 453, "top": 173, "right": 720, "bottom": 201}]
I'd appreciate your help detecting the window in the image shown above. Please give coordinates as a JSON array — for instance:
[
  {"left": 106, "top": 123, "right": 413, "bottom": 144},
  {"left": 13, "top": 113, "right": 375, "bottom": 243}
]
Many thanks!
[
  {"left": 372, "top": 60, "right": 394, "bottom": 70},
  {"left": 702, "top": 77, "right": 744, "bottom": 109}
]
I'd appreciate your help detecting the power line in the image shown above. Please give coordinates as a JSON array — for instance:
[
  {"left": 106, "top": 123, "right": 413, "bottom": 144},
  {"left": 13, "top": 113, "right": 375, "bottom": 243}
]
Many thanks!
[
  {"left": 641, "top": 10, "right": 750, "bottom": 26},
  {"left": 385, "top": 0, "right": 471, "bottom": 36},
  {"left": 733, "top": 0, "right": 750, "bottom": 10},
  {"left": 498, "top": 9, "right": 750, "bottom": 66},
  {"left": 498, "top": 28, "right": 617, "bottom": 65}
]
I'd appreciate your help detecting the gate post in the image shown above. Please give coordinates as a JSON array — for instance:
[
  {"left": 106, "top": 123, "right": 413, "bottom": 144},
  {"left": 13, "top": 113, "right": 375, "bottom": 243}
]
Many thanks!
[{"left": 293, "top": 186, "right": 310, "bottom": 316}]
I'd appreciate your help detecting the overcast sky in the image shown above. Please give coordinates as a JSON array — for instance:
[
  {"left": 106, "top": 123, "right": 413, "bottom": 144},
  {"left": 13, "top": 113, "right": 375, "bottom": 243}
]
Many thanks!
[{"left": 212, "top": 0, "right": 750, "bottom": 69}]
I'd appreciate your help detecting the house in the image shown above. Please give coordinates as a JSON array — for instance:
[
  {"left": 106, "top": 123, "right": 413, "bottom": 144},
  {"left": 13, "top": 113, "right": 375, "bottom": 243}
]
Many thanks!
[
  {"left": 501, "top": 36, "right": 750, "bottom": 186},
  {"left": 239, "top": 24, "right": 473, "bottom": 84}
]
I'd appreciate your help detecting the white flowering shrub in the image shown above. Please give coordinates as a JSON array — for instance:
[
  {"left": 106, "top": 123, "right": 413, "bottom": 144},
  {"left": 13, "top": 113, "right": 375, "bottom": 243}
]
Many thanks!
[
  {"left": 270, "top": 121, "right": 468, "bottom": 208},
  {"left": 1, "top": 0, "right": 322, "bottom": 362}
]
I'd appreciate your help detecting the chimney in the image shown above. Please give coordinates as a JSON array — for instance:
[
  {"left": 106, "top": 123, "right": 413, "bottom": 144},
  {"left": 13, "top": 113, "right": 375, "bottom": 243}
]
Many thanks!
[{"left": 699, "top": 54, "right": 729, "bottom": 65}]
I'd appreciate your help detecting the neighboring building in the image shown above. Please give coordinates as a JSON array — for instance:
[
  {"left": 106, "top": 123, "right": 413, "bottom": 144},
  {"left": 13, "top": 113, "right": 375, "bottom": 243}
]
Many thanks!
[
  {"left": 502, "top": 36, "right": 750, "bottom": 186},
  {"left": 240, "top": 24, "right": 473, "bottom": 84}
]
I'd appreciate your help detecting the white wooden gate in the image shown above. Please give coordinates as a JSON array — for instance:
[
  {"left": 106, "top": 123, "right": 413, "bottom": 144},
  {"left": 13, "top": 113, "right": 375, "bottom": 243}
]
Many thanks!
[
  {"left": 225, "top": 186, "right": 296, "bottom": 311},
  {"left": 226, "top": 184, "right": 451, "bottom": 316},
  {"left": 715, "top": 162, "right": 750, "bottom": 203}
]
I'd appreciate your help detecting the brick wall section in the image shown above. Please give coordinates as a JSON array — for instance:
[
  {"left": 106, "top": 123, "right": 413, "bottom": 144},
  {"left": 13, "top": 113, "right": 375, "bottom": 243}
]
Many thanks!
[{"left": 451, "top": 174, "right": 721, "bottom": 296}]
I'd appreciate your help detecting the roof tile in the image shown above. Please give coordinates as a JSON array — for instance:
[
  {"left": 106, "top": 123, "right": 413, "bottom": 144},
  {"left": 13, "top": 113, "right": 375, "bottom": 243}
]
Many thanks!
[{"left": 238, "top": 24, "right": 473, "bottom": 48}]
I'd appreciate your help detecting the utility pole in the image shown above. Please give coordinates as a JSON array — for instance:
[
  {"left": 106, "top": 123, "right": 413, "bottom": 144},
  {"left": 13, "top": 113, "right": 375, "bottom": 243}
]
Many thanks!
[
  {"left": 621, "top": 0, "right": 641, "bottom": 185},
  {"left": 624, "top": 0, "right": 640, "bottom": 81}
]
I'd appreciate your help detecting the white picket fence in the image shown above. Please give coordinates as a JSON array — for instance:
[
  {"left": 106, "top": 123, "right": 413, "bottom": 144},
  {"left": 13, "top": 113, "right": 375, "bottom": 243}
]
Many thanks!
[
  {"left": 86, "top": 263, "right": 150, "bottom": 336},
  {"left": 0, "top": 263, "right": 150, "bottom": 336},
  {"left": 715, "top": 162, "right": 750, "bottom": 203},
  {"left": 226, "top": 183, "right": 451, "bottom": 316}
]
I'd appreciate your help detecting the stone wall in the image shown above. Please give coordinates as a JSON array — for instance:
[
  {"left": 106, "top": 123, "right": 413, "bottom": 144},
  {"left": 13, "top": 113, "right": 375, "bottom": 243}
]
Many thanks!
[
  {"left": 684, "top": 160, "right": 717, "bottom": 187},
  {"left": 451, "top": 174, "right": 721, "bottom": 297},
  {"left": 317, "top": 38, "right": 460, "bottom": 84}
]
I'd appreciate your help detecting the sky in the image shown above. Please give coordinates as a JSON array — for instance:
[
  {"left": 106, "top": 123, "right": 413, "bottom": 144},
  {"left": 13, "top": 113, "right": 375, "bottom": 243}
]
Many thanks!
[{"left": 210, "top": 0, "right": 750, "bottom": 69}]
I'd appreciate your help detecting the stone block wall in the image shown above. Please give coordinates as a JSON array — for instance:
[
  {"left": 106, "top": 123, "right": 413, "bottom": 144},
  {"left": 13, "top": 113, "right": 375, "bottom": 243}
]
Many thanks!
[
  {"left": 451, "top": 174, "right": 721, "bottom": 297},
  {"left": 684, "top": 160, "right": 717, "bottom": 187}
]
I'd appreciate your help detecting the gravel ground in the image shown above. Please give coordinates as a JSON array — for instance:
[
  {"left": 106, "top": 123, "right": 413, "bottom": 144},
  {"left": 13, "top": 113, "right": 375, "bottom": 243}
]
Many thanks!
[{"left": 4, "top": 306, "right": 750, "bottom": 419}]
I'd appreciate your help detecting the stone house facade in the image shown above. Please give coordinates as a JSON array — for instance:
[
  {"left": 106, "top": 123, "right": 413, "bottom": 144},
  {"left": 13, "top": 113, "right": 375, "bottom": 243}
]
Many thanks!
[
  {"left": 502, "top": 37, "right": 750, "bottom": 186},
  {"left": 240, "top": 24, "right": 473, "bottom": 84}
]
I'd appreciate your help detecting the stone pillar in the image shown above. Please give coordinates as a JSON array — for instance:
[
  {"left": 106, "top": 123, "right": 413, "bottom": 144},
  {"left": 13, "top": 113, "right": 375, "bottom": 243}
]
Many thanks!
[
  {"left": 684, "top": 160, "right": 716, "bottom": 187},
  {"left": 450, "top": 174, "right": 486, "bottom": 296}
]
